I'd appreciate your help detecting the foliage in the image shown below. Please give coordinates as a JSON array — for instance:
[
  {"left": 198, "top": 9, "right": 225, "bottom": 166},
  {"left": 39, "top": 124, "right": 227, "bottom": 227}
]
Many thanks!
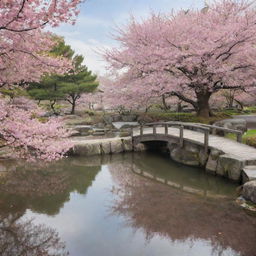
[
  {"left": 0, "top": 0, "right": 82, "bottom": 161},
  {"left": 0, "top": 0, "right": 81, "bottom": 86},
  {"left": 0, "top": 97, "right": 72, "bottom": 161},
  {"left": 245, "top": 135, "right": 256, "bottom": 148},
  {"left": 105, "top": 0, "right": 256, "bottom": 118},
  {"left": 137, "top": 111, "right": 230, "bottom": 124},
  {"left": 28, "top": 40, "right": 98, "bottom": 114},
  {"left": 59, "top": 64, "right": 98, "bottom": 114}
]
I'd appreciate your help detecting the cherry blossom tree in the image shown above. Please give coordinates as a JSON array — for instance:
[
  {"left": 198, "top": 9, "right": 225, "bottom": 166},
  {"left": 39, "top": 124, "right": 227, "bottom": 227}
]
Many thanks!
[
  {"left": 0, "top": 0, "right": 82, "bottom": 86},
  {"left": 0, "top": 97, "right": 72, "bottom": 161},
  {"left": 105, "top": 0, "right": 256, "bottom": 118},
  {"left": 0, "top": 0, "right": 82, "bottom": 160}
]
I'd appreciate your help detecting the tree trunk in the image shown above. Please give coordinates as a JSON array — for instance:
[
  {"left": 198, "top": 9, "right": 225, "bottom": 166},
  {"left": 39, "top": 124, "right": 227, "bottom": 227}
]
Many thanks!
[
  {"left": 196, "top": 92, "right": 211, "bottom": 118},
  {"left": 50, "top": 100, "right": 57, "bottom": 114},
  {"left": 177, "top": 101, "right": 182, "bottom": 112},
  {"left": 235, "top": 99, "right": 244, "bottom": 110},
  {"left": 70, "top": 101, "right": 76, "bottom": 115},
  {"left": 162, "top": 95, "right": 169, "bottom": 111}
]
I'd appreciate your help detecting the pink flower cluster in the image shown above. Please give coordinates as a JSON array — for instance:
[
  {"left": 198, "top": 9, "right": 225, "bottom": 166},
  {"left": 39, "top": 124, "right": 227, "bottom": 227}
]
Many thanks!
[
  {"left": 0, "top": 96, "right": 73, "bottom": 161},
  {"left": 104, "top": 0, "right": 256, "bottom": 113},
  {"left": 0, "top": 0, "right": 81, "bottom": 86}
]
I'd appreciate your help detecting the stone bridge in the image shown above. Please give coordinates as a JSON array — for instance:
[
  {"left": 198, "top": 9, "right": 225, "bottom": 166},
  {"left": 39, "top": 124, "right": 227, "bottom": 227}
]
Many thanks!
[
  {"left": 131, "top": 122, "right": 256, "bottom": 183},
  {"left": 71, "top": 121, "right": 256, "bottom": 203}
]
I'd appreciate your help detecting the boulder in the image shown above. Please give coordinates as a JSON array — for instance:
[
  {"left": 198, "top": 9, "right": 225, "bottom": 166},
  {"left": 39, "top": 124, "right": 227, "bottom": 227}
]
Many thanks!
[
  {"left": 103, "top": 115, "right": 114, "bottom": 124},
  {"left": 216, "top": 154, "right": 244, "bottom": 181},
  {"left": 72, "top": 125, "right": 92, "bottom": 136},
  {"left": 121, "top": 114, "right": 137, "bottom": 122},
  {"left": 94, "top": 122, "right": 105, "bottom": 129},
  {"left": 134, "top": 143, "right": 147, "bottom": 152},
  {"left": 214, "top": 118, "right": 247, "bottom": 133},
  {"left": 242, "top": 180, "right": 256, "bottom": 204},
  {"left": 73, "top": 142, "right": 101, "bottom": 156},
  {"left": 92, "top": 128, "right": 105, "bottom": 136},
  {"left": 122, "top": 138, "right": 133, "bottom": 152},
  {"left": 110, "top": 140, "right": 123, "bottom": 154},
  {"left": 112, "top": 122, "right": 139, "bottom": 130},
  {"left": 170, "top": 144, "right": 200, "bottom": 166},
  {"left": 206, "top": 149, "right": 223, "bottom": 174},
  {"left": 199, "top": 149, "right": 208, "bottom": 167},
  {"left": 242, "top": 165, "right": 256, "bottom": 183},
  {"left": 101, "top": 141, "right": 111, "bottom": 154}
]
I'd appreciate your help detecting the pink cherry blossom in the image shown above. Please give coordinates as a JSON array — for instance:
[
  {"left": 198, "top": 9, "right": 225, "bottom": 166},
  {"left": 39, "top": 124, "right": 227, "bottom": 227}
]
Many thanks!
[{"left": 104, "top": 0, "right": 256, "bottom": 118}]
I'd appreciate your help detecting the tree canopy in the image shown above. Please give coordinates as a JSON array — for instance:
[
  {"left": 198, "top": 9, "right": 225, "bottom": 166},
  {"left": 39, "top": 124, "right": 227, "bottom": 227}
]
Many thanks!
[
  {"left": 28, "top": 39, "right": 99, "bottom": 114},
  {"left": 105, "top": 0, "right": 256, "bottom": 117},
  {"left": 0, "top": 0, "right": 82, "bottom": 161}
]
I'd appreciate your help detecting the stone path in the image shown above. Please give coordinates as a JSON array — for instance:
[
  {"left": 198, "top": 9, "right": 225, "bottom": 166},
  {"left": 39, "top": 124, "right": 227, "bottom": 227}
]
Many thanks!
[{"left": 133, "top": 127, "right": 256, "bottom": 162}]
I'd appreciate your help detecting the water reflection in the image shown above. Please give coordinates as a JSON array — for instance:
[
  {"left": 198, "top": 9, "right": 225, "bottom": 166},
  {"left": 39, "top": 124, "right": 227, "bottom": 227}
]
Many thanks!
[
  {"left": 0, "top": 152, "right": 255, "bottom": 256},
  {"left": 0, "top": 158, "right": 100, "bottom": 215},
  {"left": 0, "top": 213, "right": 68, "bottom": 256},
  {"left": 108, "top": 154, "right": 256, "bottom": 256}
]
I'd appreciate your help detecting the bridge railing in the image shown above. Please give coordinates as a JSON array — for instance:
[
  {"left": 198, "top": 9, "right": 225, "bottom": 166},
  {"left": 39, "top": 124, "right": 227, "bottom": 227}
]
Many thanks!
[
  {"left": 131, "top": 122, "right": 210, "bottom": 153},
  {"left": 131, "top": 121, "right": 243, "bottom": 153},
  {"left": 198, "top": 123, "right": 243, "bottom": 142}
]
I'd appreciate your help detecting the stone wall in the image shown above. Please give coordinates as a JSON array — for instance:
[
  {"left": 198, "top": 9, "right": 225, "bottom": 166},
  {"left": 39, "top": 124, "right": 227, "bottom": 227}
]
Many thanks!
[
  {"left": 72, "top": 136, "right": 256, "bottom": 203},
  {"left": 72, "top": 137, "right": 246, "bottom": 183},
  {"left": 71, "top": 137, "right": 147, "bottom": 157},
  {"left": 167, "top": 141, "right": 246, "bottom": 182}
]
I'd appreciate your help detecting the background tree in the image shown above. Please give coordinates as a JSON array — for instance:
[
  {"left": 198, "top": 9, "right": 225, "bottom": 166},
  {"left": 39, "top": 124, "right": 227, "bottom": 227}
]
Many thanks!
[
  {"left": 0, "top": 0, "right": 82, "bottom": 161},
  {"left": 105, "top": 0, "right": 256, "bottom": 118},
  {"left": 28, "top": 75, "right": 65, "bottom": 114},
  {"left": 28, "top": 41, "right": 99, "bottom": 115},
  {"left": 58, "top": 55, "right": 99, "bottom": 114},
  {"left": 28, "top": 37, "right": 75, "bottom": 114}
]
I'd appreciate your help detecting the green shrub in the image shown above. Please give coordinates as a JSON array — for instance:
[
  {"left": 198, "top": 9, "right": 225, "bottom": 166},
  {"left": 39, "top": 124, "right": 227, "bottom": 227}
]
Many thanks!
[
  {"left": 84, "top": 110, "right": 95, "bottom": 116},
  {"left": 137, "top": 111, "right": 230, "bottom": 124},
  {"left": 245, "top": 136, "right": 256, "bottom": 147}
]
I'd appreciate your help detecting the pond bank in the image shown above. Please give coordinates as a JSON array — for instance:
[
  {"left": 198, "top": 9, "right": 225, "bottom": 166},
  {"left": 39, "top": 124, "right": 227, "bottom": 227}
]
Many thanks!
[{"left": 71, "top": 134, "right": 256, "bottom": 205}]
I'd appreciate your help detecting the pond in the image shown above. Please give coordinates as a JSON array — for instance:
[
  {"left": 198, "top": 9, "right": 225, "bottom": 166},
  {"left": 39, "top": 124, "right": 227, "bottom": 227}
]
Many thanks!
[{"left": 0, "top": 152, "right": 256, "bottom": 256}]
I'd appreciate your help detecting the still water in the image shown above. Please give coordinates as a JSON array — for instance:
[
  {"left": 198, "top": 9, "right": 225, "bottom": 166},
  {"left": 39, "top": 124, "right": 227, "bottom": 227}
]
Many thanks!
[{"left": 0, "top": 152, "right": 256, "bottom": 256}]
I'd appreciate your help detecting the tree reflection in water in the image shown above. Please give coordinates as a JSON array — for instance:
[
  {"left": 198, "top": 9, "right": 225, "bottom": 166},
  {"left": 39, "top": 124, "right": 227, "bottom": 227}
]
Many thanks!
[
  {"left": 0, "top": 213, "right": 68, "bottom": 256},
  {"left": 109, "top": 161, "right": 256, "bottom": 256},
  {"left": 0, "top": 158, "right": 101, "bottom": 215}
]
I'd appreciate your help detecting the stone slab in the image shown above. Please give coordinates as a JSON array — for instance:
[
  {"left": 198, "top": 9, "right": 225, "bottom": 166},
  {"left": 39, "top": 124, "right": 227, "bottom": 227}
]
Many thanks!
[
  {"left": 242, "top": 165, "right": 256, "bottom": 183},
  {"left": 242, "top": 180, "right": 256, "bottom": 204}
]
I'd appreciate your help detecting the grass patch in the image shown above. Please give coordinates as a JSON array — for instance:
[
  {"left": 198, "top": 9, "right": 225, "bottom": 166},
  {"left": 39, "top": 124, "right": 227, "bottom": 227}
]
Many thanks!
[
  {"left": 137, "top": 111, "right": 230, "bottom": 124},
  {"left": 217, "top": 106, "right": 256, "bottom": 116},
  {"left": 225, "top": 129, "right": 256, "bottom": 148}
]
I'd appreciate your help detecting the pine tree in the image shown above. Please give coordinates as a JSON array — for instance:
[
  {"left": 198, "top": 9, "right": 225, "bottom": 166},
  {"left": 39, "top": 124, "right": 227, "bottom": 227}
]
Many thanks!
[{"left": 28, "top": 38, "right": 98, "bottom": 114}]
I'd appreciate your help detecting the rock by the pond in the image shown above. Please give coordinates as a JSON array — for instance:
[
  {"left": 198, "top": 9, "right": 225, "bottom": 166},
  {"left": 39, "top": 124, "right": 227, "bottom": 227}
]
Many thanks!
[
  {"left": 73, "top": 142, "right": 101, "bottom": 156},
  {"left": 71, "top": 125, "right": 93, "bottom": 136},
  {"left": 119, "top": 129, "right": 132, "bottom": 137},
  {"left": 110, "top": 140, "right": 123, "bottom": 154},
  {"left": 198, "top": 149, "right": 208, "bottom": 167},
  {"left": 72, "top": 137, "right": 133, "bottom": 156},
  {"left": 170, "top": 144, "right": 200, "bottom": 167},
  {"left": 216, "top": 154, "right": 244, "bottom": 181},
  {"left": 92, "top": 128, "right": 106, "bottom": 136},
  {"left": 242, "top": 165, "right": 256, "bottom": 183},
  {"left": 123, "top": 138, "right": 133, "bottom": 151},
  {"left": 134, "top": 143, "right": 147, "bottom": 152},
  {"left": 101, "top": 141, "right": 111, "bottom": 154},
  {"left": 242, "top": 180, "right": 256, "bottom": 203},
  {"left": 214, "top": 118, "right": 247, "bottom": 133},
  {"left": 121, "top": 114, "right": 137, "bottom": 122},
  {"left": 206, "top": 149, "right": 223, "bottom": 174},
  {"left": 112, "top": 122, "right": 139, "bottom": 130}
]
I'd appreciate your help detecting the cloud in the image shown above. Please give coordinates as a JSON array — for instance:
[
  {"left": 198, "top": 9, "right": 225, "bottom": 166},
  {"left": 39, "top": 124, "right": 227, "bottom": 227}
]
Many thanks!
[
  {"left": 65, "top": 38, "right": 113, "bottom": 75},
  {"left": 47, "top": 0, "right": 205, "bottom": 75}
]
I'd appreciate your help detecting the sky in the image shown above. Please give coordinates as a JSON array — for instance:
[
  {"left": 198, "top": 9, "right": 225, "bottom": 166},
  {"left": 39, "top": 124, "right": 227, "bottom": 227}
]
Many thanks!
[{"left": 51, "top": 0, "right": 205, "bottom": 75}]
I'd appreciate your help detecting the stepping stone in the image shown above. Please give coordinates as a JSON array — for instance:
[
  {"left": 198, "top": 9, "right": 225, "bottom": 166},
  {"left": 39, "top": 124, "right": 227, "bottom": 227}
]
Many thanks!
[{"left": 242, "top": 166, "right": 256, "bottom": 183}]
